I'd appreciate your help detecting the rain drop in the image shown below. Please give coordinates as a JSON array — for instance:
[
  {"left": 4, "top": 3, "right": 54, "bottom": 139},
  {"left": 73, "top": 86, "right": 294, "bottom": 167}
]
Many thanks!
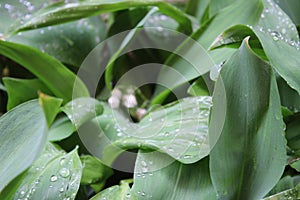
[
  {"left": 20, "top": 190, "right": 26, "bottom": 197},
  {"left": 117, "top": 132, "right": 123, "bottom": 137},
  {"left": 60, "top": 158, "right": 66, "bottom": 166},
  {"left": 183, "top": 155, "right": 192, "bottom": 159},
  {"left": 59, "top": 187, "right": 64, "bottom": 193},
  {"left": 50, "top": 175, "right": 58, "bottom": 182},
  {"left": 59, "top": 168, "right": 70, "bottom": 178}
]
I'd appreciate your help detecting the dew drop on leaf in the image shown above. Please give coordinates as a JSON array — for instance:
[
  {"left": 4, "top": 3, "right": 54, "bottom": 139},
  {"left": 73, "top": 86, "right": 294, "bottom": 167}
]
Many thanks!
[
  {"left": 60, "top": 158, "right": 66, "bottom": 166},
  {"left": 50, "top": 175, "right": 58, "bottom": 182},
  {"left": 59, "top": 168, "right": 70, "bottom": 178}
]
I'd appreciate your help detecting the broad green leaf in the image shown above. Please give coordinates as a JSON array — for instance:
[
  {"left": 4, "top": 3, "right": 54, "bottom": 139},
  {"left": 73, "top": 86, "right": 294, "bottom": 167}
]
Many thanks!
[
  {"left": 8, "top": 16, "right": 106, "bottom": 67},
  {"left": 0, "top": 99, "right": 47, "bottom": 192},
  {"left": 209, "top": 38, "right": 286, "bottom": 199},
  {"left": 61, "top": 97, "right": 103, "bottom": 129},
  {"left": 263, "top": 185, "right": 300, "bottom": 200},
  {"left": 39, "top": 93, "right": 63, "bottom": 127},
  {"left": 48, "top": 116, "right": 75, "bottom": 142},
  {"left": 9, "top": 0, "right": 192, "bottom": 35},
  {"left": 276, "top": 0, "right": 300, "bottom": 26},
  {"left": 0, "top": 40, "right": 90, "bottom": 102},
  {"left": 79, "top": 96, "right": 211, "bottom": 168},
  {"left": 80, "top": 155, "right": 113, "bottom": 186},
  {"left": 0, "top": 143, "right": 82, "bottom": 200},
  {"left": 91, "top": 180, "right": 137, "bottom": 200},
  {"left": 252, "top": 0, "right": 300, "bottom": 96},
  {"left": 0, "top": 0, "right": 47, "bottom": 35},
  {"left": 132, "top": 151, "right": 216, "bottom": 200},
  {"left": 3, "top": 77, "right": 52, "bottom": 110}
]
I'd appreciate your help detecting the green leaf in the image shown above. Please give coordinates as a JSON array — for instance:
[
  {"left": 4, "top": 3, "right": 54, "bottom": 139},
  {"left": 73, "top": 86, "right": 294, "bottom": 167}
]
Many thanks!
[
  {"left": 263, "top": 185, "right": 300, "bottom": 200},
  {"left": 3, "top": 77, "right": 52, "bottom": 110},
  {"left": 39, "top": 93, "right": 63, "bottom": 127},
  {"left": 80, "top": 155, "right": 113, "bottom": 186},
  {"left": 61, "top": 97, "right": 103, "bottom": 129},
  {"left": 8, "top": 16, "right": 106, "bottom": 67},
  {"left": 0, "top": 40, "right": 90, "bottom": 102},
  {"left": 132, "top": 151, "right": 216, "bottom": 200},
  {"left": 252, "top": 0, "right": 300, "bottom": 96},
  {"left": 0, "top": 0, "right": 46, "bottom": 35},
  {"left": 0, "top": 99, "right": 47, "bottom": 192},
  {"left": 48, "top": 116, "right": 75, "bottom": 142},
  {"left": 79, "top": 96, "right": 211, "bottom": 168},
  {"left": 9, "top": 0, "right": 192, "bottom": 35},
  {"left": 91, "top": 180, "right": 137, "bottom": 200},
  {"left": 0, "top": 143, "right": 82, "bottom": 199},
  {"left": 209, "top": 38, "right": 286, "bottom": 199},
  {"left": 276, "top": 0, "right": 300, "bottom": 26}
]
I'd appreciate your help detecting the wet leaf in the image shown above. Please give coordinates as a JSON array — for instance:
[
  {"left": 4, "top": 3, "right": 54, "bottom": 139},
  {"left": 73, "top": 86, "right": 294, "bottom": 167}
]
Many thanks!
[
  {"left": 209, "top": 38, "right": 286, "bottom": 199},
  {"left": 0, "top": 100, "right": 47, "bottom": 192}
]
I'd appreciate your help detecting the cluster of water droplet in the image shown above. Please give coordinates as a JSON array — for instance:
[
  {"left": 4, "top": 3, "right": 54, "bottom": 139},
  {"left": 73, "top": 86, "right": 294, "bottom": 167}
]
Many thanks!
[
  {"left": 254, "top": 0, "right": 300, "bottom": 50},
  {"left": 65, "top": 98, "right": 103, "bottom": 128},
  {"left": 145, "top": 13, "right": 178, "bottom": 40}
]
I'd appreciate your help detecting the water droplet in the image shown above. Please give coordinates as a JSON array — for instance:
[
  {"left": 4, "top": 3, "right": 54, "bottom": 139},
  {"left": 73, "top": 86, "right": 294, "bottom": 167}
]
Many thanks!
[
  {"left": 35, "top": 179, "right": 40, "bottom": 184},
  {"left": 117, "top": 132, "right": 123, "bottom": 137},
  {"left": 270, "top": 31, "right": 280, "bottom": 41},
  {"left": 164, "top": 132, "right": 169, "bottom": 136},
  {"left": 20, "top": 190, "right": 26, "bottom": 197},
  {"left": 183, "top": 155, "right": 192, "bottom": 159},
  {"left": 261, "top": 13, "right": 265, "bottom": 18},
  {"left": 148, "top": 117, "right": 153, "bottom": 122},
  {"left": 281, "top": 28, "right": 286, "bottom": 34},
  {"left": 157, "top": 26, "right": 163, "bottom": 32},
  {"left": 141, "top": 192, "right": 146, "bottom": 196},
  {"left": 59, "top": 187, "right": 64, "bottom": 193},
  {"left": 59, "top": 168, "right": 70, "bottom": 178},
  {"left": 60, "top": 158, "right": 66, "bottom": 166},
  {"left": 50, "top": 175, "right": 58, "bottom": 182},
  {"left": 142, "top": 167, "right": 148, "bottom": 173}
]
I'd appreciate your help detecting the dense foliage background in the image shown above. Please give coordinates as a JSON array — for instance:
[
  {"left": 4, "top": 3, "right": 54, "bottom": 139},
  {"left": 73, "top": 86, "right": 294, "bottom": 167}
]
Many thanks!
[{"left": 0, "top": 0, "right": 300, "bottom": 199}]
